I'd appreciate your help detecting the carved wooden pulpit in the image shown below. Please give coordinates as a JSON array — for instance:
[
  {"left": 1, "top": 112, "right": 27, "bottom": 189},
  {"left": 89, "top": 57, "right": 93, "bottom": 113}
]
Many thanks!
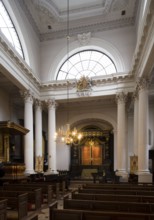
[{"left": 0, "top": 121, "right": 29, "bottom": 179}]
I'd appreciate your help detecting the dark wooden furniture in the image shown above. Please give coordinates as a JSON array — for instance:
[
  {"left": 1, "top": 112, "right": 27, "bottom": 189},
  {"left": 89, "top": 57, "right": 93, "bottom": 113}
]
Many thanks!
[
  {"left": 0, "top": 193, "right": 28, "bottom": 220},
  {"left": 0, "top": 199, "right": 7, "bottom": 220},
  {"left": 50, "top": 208, "right": 154, "bottom": 220},
  {"left": 72, "top": 191, "right": 154, "bottom": 203},
  {"left": 1, "top": 185, "right": 42, "bottom": 211}
]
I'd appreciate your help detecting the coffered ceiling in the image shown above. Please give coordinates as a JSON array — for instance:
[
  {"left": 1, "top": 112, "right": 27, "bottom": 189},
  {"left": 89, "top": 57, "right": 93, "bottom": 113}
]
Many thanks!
[{"left": 15, "top": 0, "right": 139, "bottom": 41}]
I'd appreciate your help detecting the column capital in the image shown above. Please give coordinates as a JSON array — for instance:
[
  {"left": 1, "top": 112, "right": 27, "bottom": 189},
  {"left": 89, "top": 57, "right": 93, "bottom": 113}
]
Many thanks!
[
  {"left": 46, "top": 98, "right": 57, "bottom": 110},
  {"left": 116, "top": 91, "right": 127, "bottom": 104},
  {"left": 132, "top": 89, "right": 139, "bottom": 102},
  {"left": 137, "top": 77, "right": 149, "bottom": 92},
  {"left": 20, "top": 90, "right": 34, "bottom": 103},
  {"left": 35, "top": 99, "right": 42, "bottom": 110}
]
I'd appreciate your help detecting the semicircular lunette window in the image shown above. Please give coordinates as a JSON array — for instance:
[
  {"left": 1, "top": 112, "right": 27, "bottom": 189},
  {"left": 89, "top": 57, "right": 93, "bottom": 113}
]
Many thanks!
[
  {"left": 57, "top": 50, "right": 117, "bottom": 80},
  {"left": 0, "top": 0, "right": 24, "bottom": 58}
]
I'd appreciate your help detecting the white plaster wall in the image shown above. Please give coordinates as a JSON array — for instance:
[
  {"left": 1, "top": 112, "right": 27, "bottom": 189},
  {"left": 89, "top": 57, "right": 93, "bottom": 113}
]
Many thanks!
[
  {"left": 5, "top": 0, "right": 41, "bottom": 78},
  {"left": 95, "top": 27, "right": 136, "bottom": 72},
  {"left": 40, "top": 26, "right": 136, "bottom": 82}
]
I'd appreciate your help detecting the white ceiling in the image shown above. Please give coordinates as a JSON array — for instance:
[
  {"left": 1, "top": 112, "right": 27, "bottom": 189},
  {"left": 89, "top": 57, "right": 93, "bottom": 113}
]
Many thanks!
[{"left": 16, "top": 0, "right": 139, "bottom": 40}]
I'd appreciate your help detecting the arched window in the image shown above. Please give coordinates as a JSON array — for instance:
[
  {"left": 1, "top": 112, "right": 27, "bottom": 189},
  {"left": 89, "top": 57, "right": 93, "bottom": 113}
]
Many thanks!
[
  {"left": 57, "top": 50, "right": 117, "bottom": 80},
  {"left": 0, "top": 0, "right": 24, "bottom": 58}
]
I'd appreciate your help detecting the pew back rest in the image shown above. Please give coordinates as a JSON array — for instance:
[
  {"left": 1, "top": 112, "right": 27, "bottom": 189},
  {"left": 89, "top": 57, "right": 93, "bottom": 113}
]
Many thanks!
[
  {"left": 64, "top": 198, "right": 154, "bottom": 213},
  {"left": 0, "top": 199, "right": 7, "bottom": 220},
  {"left": 2, "top": 186, "right": 42, "bottom": 210}
]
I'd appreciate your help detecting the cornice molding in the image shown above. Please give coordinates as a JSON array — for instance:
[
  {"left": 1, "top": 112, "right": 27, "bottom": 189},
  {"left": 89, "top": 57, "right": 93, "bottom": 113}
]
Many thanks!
[
  {"left": 131, "top": 0, "right": 154, "bottom": 78},
  {"left": 15, "top": 0, "right": 137, "bottom": 42},
  {"left": 40, "top": 17, "right": 135, "bottom": 41},
  {"left": 0, "top": 33, "right": 41, "bottom": 89},
  {"left": 1, "top": 33, "right": 134, "bottom": 94}
]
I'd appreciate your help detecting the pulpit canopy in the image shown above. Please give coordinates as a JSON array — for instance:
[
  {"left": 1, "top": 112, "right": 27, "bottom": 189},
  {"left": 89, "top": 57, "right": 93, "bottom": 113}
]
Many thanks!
[{"left": 0, "top": 121, "right": 29, "bottom": 135}]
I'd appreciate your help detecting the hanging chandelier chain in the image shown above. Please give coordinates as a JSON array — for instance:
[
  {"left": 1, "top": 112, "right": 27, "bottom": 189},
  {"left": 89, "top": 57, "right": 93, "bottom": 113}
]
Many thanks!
[
  {"left": 56, "top": 0, "right": 83, "bottom": 146},
  {"left": 67, "top": 80, "right": 69, "bottom": 125}
]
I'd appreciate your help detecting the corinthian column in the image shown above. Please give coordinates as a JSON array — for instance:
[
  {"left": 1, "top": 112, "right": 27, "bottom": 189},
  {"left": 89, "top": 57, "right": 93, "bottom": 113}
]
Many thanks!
[
  {"left": 137, "top": 77, "right": 152, "bottom": 182},
  {"left": 35, "top": 99, "right": 43, "bottom": 172},
  {"left": 46, "top": 98, "right": 57, "bottom": 173},
  {"left": 21, "top": 90, "right": 35, "bottom": 174},
  {"left": 116, "top": 92, "right": 128, "bottom": 180},
  {"left": 133, "top": 89, "right": 139, "bottom": 156}
]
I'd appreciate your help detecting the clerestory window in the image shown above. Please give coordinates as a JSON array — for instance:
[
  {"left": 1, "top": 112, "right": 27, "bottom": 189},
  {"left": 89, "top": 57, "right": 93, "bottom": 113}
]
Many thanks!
[
  {"left": 0, "top": 0, "right": 24, "bottom": 58},
  {"left": 57, "top": 50, "right": 117, "bottom": 80}
]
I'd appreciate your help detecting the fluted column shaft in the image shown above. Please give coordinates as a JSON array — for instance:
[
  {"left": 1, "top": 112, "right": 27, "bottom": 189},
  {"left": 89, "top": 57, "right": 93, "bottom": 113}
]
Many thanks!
[
  {"left": 133, "top": 90, "right": 139, "bottom": 155},
  {"left": 47, "top": 99, "right": 57, "bottom": 173},
  {"left": 21, "top": 90, "right": 34, "bottom": 174},
  {"left": 116, "top": 92, "right": 127, "bottom": 175},
  {"left": 138, "top": 78, "right": 149, "bottom": 174},
  {"left": 35, "top": 99, "right": 43, "bottom": 172}
]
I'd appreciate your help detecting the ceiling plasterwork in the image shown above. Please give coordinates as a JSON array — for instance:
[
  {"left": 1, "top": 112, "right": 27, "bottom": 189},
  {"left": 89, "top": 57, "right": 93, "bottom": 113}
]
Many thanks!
[{"left": 15, "top": 0, "right": 138, "bottom": 41}]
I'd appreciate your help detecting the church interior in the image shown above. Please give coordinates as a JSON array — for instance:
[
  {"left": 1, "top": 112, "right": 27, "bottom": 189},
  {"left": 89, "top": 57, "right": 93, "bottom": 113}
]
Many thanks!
[
  {"left": 0, "top": 0, "right": 154, "bottom": 220},
  {"left": 0, "top": 0, "right": 154, "bottom": 218}
]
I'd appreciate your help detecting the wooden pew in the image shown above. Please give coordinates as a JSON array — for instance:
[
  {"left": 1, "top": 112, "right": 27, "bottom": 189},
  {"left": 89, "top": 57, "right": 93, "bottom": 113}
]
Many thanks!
[
  {"left": 1, "top": 185, "right": 42, "bottom": 211},
  {"left": 78, "top": 188, "right": 154, "bottom": 196},
  {"left": 0, "top": 199, "right": 7, "bottom": 220},
  {"left": 6, "top": 182, "right": 54, "bottom": 205},
  {"left": 72, "top": 191, "right": 154, "bottom": 203},
  {"left": 83, "top": 183, "right": 154, "bottom": 191},
  {"left": 50, "top": 208, "right": 154, "bottom": 220},
  {"left": 25, "top": 181, "right": 60, "bottom": 199},
  {"left": 44, "top": 174, "right": 66, "bottom": 196},
  {"left": 0, "top": 193, "right": 28, "bottom": 220},
  {"left": 63, "top": 198, "right": 154, "bottom": 213}
]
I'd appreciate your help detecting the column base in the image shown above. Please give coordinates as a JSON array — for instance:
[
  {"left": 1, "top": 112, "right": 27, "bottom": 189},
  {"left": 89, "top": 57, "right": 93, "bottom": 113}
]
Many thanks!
[
  {"left": 116, "top": 170, "right": 129, "bottom": 182},
  {"left": 137, "top": 171, "right": 152, "bottom": 183},
  {"left": 44, "top": 170, "right": 58, "bottom": 175},
  {"left": 24, "top": 169, "right": 36, "bottom": 175}
]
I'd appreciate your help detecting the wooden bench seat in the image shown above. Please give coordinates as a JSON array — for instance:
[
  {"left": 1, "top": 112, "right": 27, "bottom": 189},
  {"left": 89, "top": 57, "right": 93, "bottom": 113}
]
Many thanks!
[
  {"left": 19, "top": 181, "right": 60, "bottom": 199},
  {"left": 7, "top": 182, "right": 54, "bottom": 204},
  {"left": 0, "top": 193, "right": 28, "bottom": 220},
  {"left": 0, "top": 199, "right": 7, "bottom": 220},
  {"left": 78, "top": 188, "right": 154, "bottom": 196},
  {"left": 83, "top": 183, "right": 154, "bottom": 191},
  {"left": 1, "top": 185, "right": 42, "bottom": 211},
  {"left": 50, "top": 208, "right": 154, "bottom": 220},
  {"left": 64, "top": 198, "right": 154, "bottom": 213},
  {"left": 72, "top": 191, "right": 154, "bottom": 203},
  {"left": 44, "top": 174, "right": 67, "bottom": 194}
]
